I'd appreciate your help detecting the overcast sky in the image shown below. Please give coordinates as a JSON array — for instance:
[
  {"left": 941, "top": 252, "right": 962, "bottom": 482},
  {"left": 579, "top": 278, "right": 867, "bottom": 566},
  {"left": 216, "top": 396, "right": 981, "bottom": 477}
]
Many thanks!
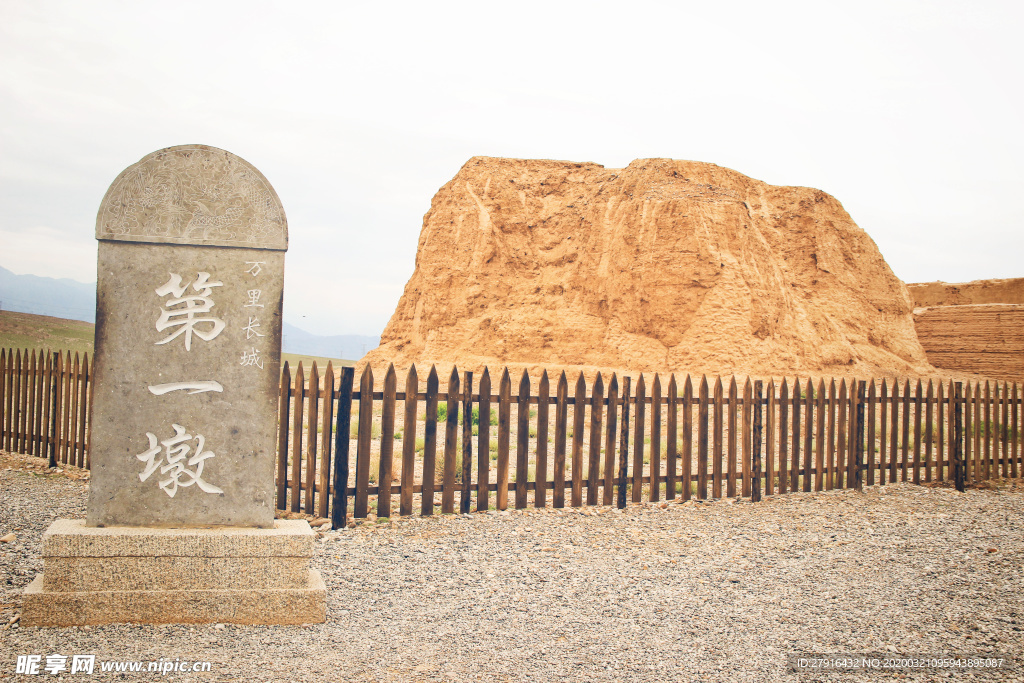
[{"left": 1, "top": 0, "right": 1021, "bottom": 336}]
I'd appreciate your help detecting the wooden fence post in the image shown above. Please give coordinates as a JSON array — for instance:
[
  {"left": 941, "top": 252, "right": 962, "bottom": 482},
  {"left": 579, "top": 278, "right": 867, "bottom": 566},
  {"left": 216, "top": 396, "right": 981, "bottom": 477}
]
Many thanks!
[
  {"left": 477, "top": 368, "right": 492, "bottom": 512},
  {"left": 497, "top": 368, "right": 512, "bottom": 511},
  {"left": 803, "top": 378, "right": 813, "bottom": 493},
  {"left": 401, "top": 365, "right": 420, "bottom": 516},
  {"left": 47, "top": 352, "right": 60, "bottom": 468},
  {"left": 552, "top": 371, "right": 567, "bottom": 509},
  {"left": 937, "top": 380, "right": 945, "bottom": 482},
  {"left": 650, "top": 374, "right": 662, "bottom": 502},
  {"left": 27, "top": 351, "right": 37, "bottom": 457},
  {"left": 791, "top": 378, "right": 801, "bottom": 492},
  {"left": 318, "top": 362, "right": 336, "bottom": 519},
  {"left": 68, "top": 353, "right": 80, "bottom": 465},
  {"left": 973, "top": 381, "right": 982, "bottom": 481},
  {"left": 0, "top": 349, "right": 6, "bottom": 451},
  {"left": 889, "top": 379, "right": 899, "bottom": 484},
  {"left": 535, "top": 371, "right": 549, "bottom": 509},
  {"left": 866, "top": 380, "right": 876, "bottom": 486},
  {"left": 1012, "top": 382, "right": 1019, "bottom": 479},
  {"left": 815, "top": 379, "right": 825, "bottom": 491},
  {"left": 913, "top": 379, "right": 923, "bottom": 485},
  {"left": 354, "top": 365, "right": 374, "bottom": 518},
  {"left": 727, "top": 377, "right": 737, "bottom": 498},
  {"left": 827, "top": 378, "right": 837, "bottom": 489},
  {"left": 712, "top": 377, "right": 723, "bottom": 499},
  {"left": 879, "top": 379, "right": 888, "bottom": 485},
  {"left": 515, "top": 370, "right": 531, "bottom": 510},
  {"left": 665, "top": 375, "right": 677, "bottom": 500},
  {"left": 330, "top": 366, "right": 354, "bottom": 529},
  {"left": 1001, "top": 381, "right": 1010, "bottom": 479},
  {"left": 681, "top": 375, "right": 693, "bottom": 502},
  {"left": 441, "top": 367, "right": 460, "bottom": 514},
  {"left": 460, "top": 371, "right": 473, "bottom": 513},
  {"left": 587, "top": 373, "right": 604, "bottom": 506},
  {"left": 743, "top": 378, "right": 753, "bottom": 498},
  {"left": 276, "top": 361, "right": 290, "bottom": 510},
  {"left": 752, "top": 380, "right": 762, "bottom": 502},
  {"left": 838, "top": 379, "right": 849, "bottom": 488},
  {"left": 290, "top": 362, "right": 305, "bottom": 513},
  {"left": 953, "top": 382, "right": 965, "bottom": 492},
  {"left": 765, "top": 379, "right": 776, "bottom": 496},
  {"left": 602, "top": 374, "right": 619, "bottom": 506},
  {"left": 697, "top": 375, "right": 709, "bottom": 500},
  {"left": 421, "top": 366, "right": 439, "bottom": 516},
  {"left": 616, "top": 376, "right": 631, "bottom": 509},
  {"left": 571, "top": 371, "right": 586, "bottom": 507},
  {"left": 378, "top": 364, "right": 398, "bottom": 518},
  {"left": 855, "top": 381, "right": 866, "bottom": 491},
  {"left": 77, "top": 353, "right": 90, "bottom": 468},
  {"left": 925, "top": 379, "right": 934, "bottom": 483},
  {"left": 631, "top": 374, "right": 646, "bottom": 503},
  {"left": 983, "top": 381, "right": 991, "bottom": 480},
  {"left": 16, "top": 349, "right": 25, "bottom": 453},
  {"left": 60, "top": 351, "right": 72, "bottom": 464},
  {"left": 39, "top": 351, "right": 51, "bottom": 462},
  {"left": 902, "top": 379, "right": 911, "bottom": 482},
  {"left": 305, "top": 362, "right": 320, "bottom": 515},
  {"left": 778, "top": 379, "right": 789, "bottom": 495}
]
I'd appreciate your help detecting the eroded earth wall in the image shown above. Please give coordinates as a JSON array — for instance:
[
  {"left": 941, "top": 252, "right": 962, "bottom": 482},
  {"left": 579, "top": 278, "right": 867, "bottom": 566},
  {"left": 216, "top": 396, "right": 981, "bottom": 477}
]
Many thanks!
[
  {"left": 909, "top": 279, "right": 1024, "bottom": 382},
  {"left": 366, "top": 157, "right": 933, "bottom": 378}
]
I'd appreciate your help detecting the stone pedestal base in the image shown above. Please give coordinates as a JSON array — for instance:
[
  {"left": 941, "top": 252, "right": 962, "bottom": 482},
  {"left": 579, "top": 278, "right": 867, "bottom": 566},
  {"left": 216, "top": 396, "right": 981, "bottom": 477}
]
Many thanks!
[{"left": 21, "top": 519, "right": 326, "bottom": 627}]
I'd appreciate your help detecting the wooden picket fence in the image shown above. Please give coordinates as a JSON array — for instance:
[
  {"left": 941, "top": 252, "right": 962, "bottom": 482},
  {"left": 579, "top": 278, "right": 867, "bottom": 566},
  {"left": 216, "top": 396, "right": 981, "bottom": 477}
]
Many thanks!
[
  {"left": 0, "top": 349, "right": 91, "bottom": 468},
  {"left": 3, "top": 348, "right": 1023, "bottom": 530}
]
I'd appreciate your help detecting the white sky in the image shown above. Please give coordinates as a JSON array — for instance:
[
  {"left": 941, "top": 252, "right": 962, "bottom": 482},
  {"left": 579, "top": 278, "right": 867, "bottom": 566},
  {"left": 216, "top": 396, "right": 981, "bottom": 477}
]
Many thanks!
[{"left": 1, "top": 0, "right": 1022, "bottom": 336}]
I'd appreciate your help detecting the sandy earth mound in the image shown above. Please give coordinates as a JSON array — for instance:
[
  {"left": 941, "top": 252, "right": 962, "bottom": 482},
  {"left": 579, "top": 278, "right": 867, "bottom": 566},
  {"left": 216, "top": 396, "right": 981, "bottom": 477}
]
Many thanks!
[{"left": 365, "top": 157, "right": 932, "bottom": 378}]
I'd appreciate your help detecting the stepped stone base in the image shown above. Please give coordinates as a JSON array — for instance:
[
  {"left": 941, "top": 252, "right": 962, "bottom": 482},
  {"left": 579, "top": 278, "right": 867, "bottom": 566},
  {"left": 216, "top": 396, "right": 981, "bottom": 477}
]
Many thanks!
[{"left": 21, "top": 519, "right": 326, "bottom": 627}]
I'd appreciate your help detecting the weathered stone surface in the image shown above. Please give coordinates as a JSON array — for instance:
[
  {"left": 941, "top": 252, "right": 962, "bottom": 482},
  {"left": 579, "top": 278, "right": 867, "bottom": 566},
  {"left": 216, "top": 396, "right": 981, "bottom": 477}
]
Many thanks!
[
  {"left": 87, "top": 243, "right": 283, "bottom": 527},
  {"left": 87, "top": 145, "right": 287, "bottom": 528},
  {"left": 42, "top": 519, "right": 313, "bottom": 557},
  {"left": 96, "top": 145, "right": 287, "bottom": 250},
  {"left": 22, "top": 570, "right": 325, "bottom": 626},
  {"left": 42, "top": 556, "right": 309, "bottom": 592},
  {"left": 365, "top": 157, "right": 932, "bottom": 378},
  {"left": 24, "top": 519, "right": 323, "bottom": 625}
]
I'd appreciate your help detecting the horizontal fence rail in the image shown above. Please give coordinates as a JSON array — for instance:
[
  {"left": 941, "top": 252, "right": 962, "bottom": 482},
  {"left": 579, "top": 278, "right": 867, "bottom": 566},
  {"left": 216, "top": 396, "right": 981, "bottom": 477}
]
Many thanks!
[{"left": 2, "top": 349, "right": 1023, "bottom": 529}]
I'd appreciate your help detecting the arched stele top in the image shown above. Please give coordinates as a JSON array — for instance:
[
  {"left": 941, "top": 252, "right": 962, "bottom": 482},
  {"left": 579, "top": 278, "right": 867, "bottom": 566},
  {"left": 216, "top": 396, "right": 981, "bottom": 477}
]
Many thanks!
[{"left": 96, "top": 144, "right": 288, "bottom": 251}]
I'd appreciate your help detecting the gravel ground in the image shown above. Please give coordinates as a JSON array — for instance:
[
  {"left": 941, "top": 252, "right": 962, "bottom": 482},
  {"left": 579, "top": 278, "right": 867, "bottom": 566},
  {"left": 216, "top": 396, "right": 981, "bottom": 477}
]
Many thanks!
[{"left": 1, "top": 452, "right": 1022, "bottom": 682}]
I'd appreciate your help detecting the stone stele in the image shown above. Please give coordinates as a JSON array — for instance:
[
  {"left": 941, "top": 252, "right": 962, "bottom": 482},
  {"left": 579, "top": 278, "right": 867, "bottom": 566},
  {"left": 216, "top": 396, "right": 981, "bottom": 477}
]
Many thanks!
[
  {"left": 24, "top": 145, "right": 324, "bottom": 626},
  {"left": 88, "top": 144, "right": 287, "bottom": 528}
]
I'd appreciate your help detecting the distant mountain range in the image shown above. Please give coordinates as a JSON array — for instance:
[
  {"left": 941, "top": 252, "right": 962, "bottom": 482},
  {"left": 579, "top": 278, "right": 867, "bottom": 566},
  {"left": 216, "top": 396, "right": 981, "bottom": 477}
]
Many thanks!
[
  {"left": 0, "top": 265, "right": 96, "bottom": 321},
  {"left": 0, "top": 265, "right": 378, "bottom": 360},
  {"left": 280, "top": 322, "right": 378, "bottom": 361}
]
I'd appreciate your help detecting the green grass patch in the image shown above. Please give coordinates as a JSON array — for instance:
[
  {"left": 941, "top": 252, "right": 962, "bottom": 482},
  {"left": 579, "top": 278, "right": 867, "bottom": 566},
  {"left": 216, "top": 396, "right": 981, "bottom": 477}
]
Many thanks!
[{"left": 0, "top": 311, "right": 95, "bottom": 358}]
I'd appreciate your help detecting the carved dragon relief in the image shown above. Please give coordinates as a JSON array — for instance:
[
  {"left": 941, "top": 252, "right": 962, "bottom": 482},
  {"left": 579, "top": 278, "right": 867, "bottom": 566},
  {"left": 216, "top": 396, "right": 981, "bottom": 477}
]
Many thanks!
[{"left": 97, "top": 145, "right": 287, "bottom": 250}]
